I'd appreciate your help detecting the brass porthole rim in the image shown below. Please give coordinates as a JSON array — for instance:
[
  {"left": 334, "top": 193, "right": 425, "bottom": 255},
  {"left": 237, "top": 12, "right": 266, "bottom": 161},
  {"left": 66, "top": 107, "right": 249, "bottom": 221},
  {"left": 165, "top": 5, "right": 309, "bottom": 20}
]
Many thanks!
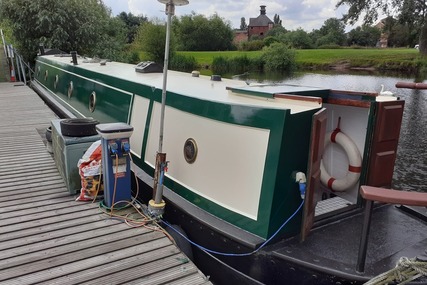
[
  {"left": 68, "top": 81, "right": 73, "bottom": 98},
  {"left": 183, "top": 138, "right": 198, "bottom": 164},
  {"left": 89, "top": 91, "right": 96, "bottom": 113},
  {"left": 54, "top": 75, "right": 59, "bottom": 89}
]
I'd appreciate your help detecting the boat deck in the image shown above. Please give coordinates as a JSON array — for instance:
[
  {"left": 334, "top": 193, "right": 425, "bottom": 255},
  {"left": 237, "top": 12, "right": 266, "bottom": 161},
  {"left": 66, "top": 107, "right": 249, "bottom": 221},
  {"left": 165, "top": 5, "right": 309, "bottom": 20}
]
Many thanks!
[
  {"left": 274, "top": 203, "right": 427, "bottom": 282},
  {"left": 0, "top": 82, "right": 212, "bottom": 285}
]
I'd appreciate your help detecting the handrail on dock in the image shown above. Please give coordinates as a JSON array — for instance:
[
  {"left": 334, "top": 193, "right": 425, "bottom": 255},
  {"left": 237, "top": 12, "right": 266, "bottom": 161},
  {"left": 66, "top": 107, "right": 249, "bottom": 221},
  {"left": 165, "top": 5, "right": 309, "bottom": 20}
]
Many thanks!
[{"left": 356, "top": 185, "right": 427, "bottom": 273}]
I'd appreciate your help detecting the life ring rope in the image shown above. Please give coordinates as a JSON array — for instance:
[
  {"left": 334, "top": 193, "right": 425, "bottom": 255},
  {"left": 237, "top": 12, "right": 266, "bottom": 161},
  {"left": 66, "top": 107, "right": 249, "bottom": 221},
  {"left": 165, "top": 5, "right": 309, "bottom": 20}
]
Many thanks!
[{"left": 320, "top": 126, "right": 362, "bottom": 192}]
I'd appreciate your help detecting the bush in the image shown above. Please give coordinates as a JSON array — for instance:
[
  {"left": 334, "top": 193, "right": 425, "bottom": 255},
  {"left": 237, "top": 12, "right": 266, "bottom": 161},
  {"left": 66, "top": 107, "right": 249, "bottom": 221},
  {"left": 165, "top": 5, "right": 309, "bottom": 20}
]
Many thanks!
[
  {"left": 170, "top": 54, "right": 198, "bottom": 72},
  {"left": 211, "top": 55, "right": 263, "bottom": 75},
  {"left": 261, "top": 43, "right": 296, "bottom": 72},
  {"left": 239, "top": 40, "right": 265, "bottom": 51}
]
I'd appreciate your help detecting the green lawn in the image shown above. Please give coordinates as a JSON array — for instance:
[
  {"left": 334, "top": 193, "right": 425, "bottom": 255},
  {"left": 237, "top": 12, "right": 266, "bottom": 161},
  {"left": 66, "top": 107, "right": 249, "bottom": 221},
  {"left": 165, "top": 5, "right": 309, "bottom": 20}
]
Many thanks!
[{"left": 177, "top": 48, "right": 425, "bottom": 71}]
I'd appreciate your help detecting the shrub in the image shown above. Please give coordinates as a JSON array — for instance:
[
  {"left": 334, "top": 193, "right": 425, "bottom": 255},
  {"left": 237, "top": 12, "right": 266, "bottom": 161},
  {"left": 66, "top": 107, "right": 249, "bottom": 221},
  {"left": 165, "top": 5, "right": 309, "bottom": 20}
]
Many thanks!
[
  {"left": 170, "top": 54, "right": 198, "bottom": 72},
  {"left": 261, "top": 43, "right": 296, "bottom": 72}
]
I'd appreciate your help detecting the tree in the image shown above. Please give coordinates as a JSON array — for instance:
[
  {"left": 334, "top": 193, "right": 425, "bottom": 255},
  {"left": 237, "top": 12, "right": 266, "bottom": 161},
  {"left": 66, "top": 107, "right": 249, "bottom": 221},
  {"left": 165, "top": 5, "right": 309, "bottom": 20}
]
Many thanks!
[
  {"left": 117, "top": 12, "right": 148, "bottom": 43},
  {"left": 134, "top": 21, "right": 172, "bottom": 63},
  {"left": 173, "top": 13, "right": 233, "bottom": 51},
  {"left": 0, "top": 0, "right": 126, "bottom": 62},
  {"left": 273, "top": 14, "right": 282, "bottom": 27},
  {"left": 318, "top": 18, "right": 346, "bottom": 46},
  {"left": 336, "top": 0, "right": 426, "bottom": 53},
  {"left": 279, "top": 28, "right": 314, "bottom": 49},
  {"left": 262, "top": 42, "right": 296, "bottom": 72},
  {"left": 240, "top": 17, "right": 247, "bottom": 30},
  {"left": 347, "top": 25, "right": 381, "bottom": 47}
]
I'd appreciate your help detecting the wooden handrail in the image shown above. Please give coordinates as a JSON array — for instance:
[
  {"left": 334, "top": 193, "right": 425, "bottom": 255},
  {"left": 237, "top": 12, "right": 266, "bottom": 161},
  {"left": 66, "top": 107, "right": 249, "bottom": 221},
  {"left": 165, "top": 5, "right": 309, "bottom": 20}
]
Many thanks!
[
  {"left": 357, "top": 186, "right": 427, "bottom": 273},
  {"left": 360, "top": 186, "right": 427, "bottom": 207}
]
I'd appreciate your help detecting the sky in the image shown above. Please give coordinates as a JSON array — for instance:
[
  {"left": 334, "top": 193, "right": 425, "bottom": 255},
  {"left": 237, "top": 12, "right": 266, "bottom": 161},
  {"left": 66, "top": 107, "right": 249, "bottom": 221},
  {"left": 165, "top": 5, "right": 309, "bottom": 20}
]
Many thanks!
[{"left": 102, "top": 0, "right": 355, "bottom": 32}]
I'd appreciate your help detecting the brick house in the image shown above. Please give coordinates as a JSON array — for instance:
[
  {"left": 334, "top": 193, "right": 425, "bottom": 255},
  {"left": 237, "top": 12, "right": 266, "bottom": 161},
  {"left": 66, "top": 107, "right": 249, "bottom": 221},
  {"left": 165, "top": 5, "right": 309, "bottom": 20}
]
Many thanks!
[{"left": 248, "top": 5, "right": 274, "bottom": 39}]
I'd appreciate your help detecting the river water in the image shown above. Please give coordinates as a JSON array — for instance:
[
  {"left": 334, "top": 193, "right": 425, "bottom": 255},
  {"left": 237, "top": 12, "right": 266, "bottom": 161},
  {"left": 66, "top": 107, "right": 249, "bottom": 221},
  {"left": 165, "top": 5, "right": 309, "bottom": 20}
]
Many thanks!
[{"left": 247, "top": 71, "right": 427, "bottom": 193}]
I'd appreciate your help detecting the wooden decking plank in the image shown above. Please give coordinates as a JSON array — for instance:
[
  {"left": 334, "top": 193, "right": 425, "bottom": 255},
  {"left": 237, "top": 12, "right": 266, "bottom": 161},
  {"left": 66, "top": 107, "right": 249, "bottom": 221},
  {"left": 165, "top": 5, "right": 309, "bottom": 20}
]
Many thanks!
[
  {"left": 0, "top": 212, "right": 110, "bottom": 243},
  {"left": 0, "top": 184, "right": 65, "bottom": 198},
  {"left": 0, "top": 169, "right": 63, "bottom": 186},
  {"left": 0, "top": 83, "right": 212, "bottom": 284},
  {"left": 0, "top": 191, "right": 71, "bottom": 208},
  {"left": 81, "top": 253, "right": 194, "bottom": 285},
  {"left": 0, "top": 219, "right": 121, "bottom": 252},
  {"left": 0, "top": 206, "right": 101, "bottom": 234},
  {"left": 0, "top": 202, "right": 97, "bottom": 226},
  {"left": 0, "top": 224, "right": 151, "bottom": 268},
  {"left": 7, "top": 239, "right": 175, "bottom": 285},
  {"left": 0, "top": 199, "right": 88, "bottom": 219},
  {"left": 0, "top": 195, "right": 76, "bottom": 214},
  {"left": 36, "top": 244, "right": 180, "bottom": 285},
  {"left": 127, "top": 264, "right": 204, "bottom": 285},
  {"left": 0, "top": 178, "right": 66, "bottom": 194},
  {"left": 0, "top": 231, "right": 165, "bottom": 282}
]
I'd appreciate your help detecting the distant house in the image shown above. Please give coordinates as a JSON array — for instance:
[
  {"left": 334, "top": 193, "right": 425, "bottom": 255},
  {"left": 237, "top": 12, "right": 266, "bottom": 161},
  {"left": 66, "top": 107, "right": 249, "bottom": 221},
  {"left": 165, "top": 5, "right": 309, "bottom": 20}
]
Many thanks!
[
  {"left": 375, "top": 19, "right": 388, "bottom": 48},
  {"left": 233, "top": 30, "right": 248, "bottom": 45},
  {"left": 248, "top": 5, "right": 274, "bottom": 39}
]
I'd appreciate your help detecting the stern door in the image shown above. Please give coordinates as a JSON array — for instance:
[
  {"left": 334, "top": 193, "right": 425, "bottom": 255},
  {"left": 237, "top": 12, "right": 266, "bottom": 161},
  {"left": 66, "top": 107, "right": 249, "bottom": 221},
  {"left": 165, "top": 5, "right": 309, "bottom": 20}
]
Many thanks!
[
  {"left": 301, "top": 108, "right": 327, "bottom": 242},
  {"left": 366, "top": 100, "right": 404, "bottom": 187}
]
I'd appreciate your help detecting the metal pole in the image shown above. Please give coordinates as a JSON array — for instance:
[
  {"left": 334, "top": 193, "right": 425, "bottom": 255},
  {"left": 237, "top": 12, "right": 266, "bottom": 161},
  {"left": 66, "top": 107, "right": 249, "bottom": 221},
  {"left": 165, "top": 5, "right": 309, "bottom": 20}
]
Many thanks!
[
  {"left": 19, "top": 55, "right": 26, "bottom": 85},
  {"left": 15, "top": 52, "right": 22, "bottom": 82},
  {"left": 158, "top": 3, "right": 173, "bottom": 154},
  {"left": 149, "top": 0, "right": 188, "bottom": 216}
]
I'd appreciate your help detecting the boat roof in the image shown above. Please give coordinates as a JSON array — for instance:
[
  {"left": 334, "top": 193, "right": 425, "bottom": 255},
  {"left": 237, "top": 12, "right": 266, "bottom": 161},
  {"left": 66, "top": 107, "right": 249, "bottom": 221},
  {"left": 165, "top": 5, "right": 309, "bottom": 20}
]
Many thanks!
[{"left": 40, "top": 55, "right": 328, "bottom": 114}]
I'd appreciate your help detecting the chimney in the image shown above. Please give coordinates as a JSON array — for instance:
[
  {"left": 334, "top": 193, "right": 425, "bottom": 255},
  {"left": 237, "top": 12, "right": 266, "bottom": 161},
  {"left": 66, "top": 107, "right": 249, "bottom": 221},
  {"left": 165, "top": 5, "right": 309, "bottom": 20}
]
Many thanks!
[{"left": 260, "top": 5, "right": 266, "bottom": 15}]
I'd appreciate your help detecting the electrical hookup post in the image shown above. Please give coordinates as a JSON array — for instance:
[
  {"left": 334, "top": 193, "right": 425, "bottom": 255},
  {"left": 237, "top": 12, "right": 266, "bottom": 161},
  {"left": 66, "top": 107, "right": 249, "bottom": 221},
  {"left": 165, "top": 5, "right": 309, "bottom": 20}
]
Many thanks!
[{"left": 96, "top": 123, "right": 134, "bottom": 210}]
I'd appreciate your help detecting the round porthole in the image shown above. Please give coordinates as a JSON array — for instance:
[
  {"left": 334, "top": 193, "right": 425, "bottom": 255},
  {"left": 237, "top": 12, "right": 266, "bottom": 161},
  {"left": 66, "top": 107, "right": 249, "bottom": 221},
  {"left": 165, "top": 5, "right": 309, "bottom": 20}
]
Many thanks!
[
  {"left": 183, "top": 138, "right": 197, "bottom": 164},
  {"left": 54, "top": 75, "right": 59, "bottom": 89},
  {"left": 68, "top": 81, "right": 73, "bottom": 98},
  {"left": 89, "top": 91, "right": 96, "bottom": 113},
  {"left": 44, "top": 70, "right": 48, "bottom": 81}
]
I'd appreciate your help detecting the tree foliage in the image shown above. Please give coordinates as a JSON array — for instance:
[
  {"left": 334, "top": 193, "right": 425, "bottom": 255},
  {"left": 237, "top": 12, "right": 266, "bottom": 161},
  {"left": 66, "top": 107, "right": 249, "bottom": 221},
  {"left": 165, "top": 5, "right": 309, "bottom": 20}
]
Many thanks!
[
  {"left": 0, "top": 0, "right": 127, "bottom": 62},
  {"left": 117, "top": 12, "right": 147, "bottom": 43},
  {"left": 315, "top": 18, "right": 347, "bottom": 46},
  {"left": 279, "top": 28, "right": 314, "bottom": 49},
  {"left": 240, "top": 17, "right": 247, "bottom": 30},
  {"left": 347, "top": 25, "right": 381, "bottom": 46},
  {"left": 134, "top": 21, "right": 172, "bottom": 63},
  {"left": 262, "top": 42, "right": 296, "bottom": 72},
  {"left": 273, "top": 14, "right": 282, "bottom": 27},
  {"left": 336, "top": 0, "right": 427, "bottom": 53},
  {"left": 173, "top": 13, "right": 234, "bottom": 51}
]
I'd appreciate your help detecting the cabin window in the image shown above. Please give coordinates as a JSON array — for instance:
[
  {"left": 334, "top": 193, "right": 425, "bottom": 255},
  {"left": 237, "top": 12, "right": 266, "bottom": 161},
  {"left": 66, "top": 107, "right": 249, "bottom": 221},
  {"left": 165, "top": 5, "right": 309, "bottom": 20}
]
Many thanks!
[
  {"left": 89, "top": 91, "right": 96, "bottom": 113},
  {"left": 184, "top": 138, "right": 197, "bottom": 164},
  {"left": 68, "top": 81, "right": 73, "bottom": 98},
  {"left": 44, "top": 70, "right": 48, "bottom": 81}
]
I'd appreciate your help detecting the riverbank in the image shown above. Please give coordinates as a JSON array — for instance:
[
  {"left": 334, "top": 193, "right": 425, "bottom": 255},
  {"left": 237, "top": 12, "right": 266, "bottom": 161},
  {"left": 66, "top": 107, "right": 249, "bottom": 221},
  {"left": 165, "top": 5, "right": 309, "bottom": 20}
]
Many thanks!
[{"left": 178, "top": 48, "right": 426, "bottom": 74}]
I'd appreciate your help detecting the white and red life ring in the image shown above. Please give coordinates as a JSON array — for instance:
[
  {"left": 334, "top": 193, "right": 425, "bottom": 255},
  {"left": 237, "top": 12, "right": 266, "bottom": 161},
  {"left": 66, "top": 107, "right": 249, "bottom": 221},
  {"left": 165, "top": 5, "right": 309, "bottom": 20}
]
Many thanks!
[{"left": 320, "top": 130, "right": 362, "bottom": 192}]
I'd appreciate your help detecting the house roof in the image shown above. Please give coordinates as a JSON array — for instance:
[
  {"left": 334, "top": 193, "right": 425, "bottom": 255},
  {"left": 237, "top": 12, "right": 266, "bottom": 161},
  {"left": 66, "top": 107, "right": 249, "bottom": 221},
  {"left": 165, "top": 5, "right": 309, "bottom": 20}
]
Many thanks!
[{"left": 249, "top": 15, "right": 273, "bottom": 27}]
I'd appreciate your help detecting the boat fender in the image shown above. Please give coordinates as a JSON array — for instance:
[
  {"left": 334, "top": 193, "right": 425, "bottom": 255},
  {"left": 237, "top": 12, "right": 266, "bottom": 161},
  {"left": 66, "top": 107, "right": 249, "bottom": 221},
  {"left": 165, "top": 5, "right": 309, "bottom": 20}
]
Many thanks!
[{"left": 320, "top": 130, "right": 362, "bottom": 192}]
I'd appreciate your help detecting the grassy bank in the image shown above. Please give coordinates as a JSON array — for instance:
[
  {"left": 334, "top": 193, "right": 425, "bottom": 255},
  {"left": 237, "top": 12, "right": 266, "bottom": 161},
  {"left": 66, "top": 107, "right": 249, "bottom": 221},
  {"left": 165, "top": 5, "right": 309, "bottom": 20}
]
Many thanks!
[{"left": 177, "top": 48, "right": 426, "bottom": 73}]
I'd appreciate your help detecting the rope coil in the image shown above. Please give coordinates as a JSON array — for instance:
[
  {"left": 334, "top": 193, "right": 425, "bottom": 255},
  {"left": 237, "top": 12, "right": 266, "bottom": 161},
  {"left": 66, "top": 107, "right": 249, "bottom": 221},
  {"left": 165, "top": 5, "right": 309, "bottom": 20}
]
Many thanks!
[{"left": 364, "top": 257, "right": 427, "bottom": 285}]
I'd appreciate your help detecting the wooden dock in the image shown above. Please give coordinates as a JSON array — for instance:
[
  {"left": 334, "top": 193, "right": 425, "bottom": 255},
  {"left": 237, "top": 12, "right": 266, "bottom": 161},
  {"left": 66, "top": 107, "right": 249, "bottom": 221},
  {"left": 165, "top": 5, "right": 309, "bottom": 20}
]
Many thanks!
[{"left": 0, "top": 82, "right": 212, "bottom": 285}]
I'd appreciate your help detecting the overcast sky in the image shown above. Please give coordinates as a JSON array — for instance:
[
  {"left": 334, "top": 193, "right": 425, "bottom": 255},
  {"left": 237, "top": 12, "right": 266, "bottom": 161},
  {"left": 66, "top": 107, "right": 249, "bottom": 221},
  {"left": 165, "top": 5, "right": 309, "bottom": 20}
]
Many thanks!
[{"left": 103, "top": 0, "right": 355, "bottom": 32}]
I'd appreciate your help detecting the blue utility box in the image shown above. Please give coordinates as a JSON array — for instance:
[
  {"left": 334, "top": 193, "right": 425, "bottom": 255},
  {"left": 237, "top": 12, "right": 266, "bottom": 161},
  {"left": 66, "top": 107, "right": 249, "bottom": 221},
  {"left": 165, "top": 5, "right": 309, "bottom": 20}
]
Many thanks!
[{"left": 96, "top": 123, "right": 134, "bottom": 208}]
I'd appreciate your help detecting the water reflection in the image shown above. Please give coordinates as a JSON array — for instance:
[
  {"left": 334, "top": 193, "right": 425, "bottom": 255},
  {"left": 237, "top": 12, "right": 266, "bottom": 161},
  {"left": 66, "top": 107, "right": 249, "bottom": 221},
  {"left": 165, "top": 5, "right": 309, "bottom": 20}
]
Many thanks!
[{"left": 244, "top": 71, "right": 427, "bottom": 192}]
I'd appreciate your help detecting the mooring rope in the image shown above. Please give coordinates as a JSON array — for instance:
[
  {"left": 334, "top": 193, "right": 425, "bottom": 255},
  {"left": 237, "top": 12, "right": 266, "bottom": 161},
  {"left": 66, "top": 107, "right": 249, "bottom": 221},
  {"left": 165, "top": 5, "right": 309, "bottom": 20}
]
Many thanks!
[{"left": 364, "top": 257, "right": 427, "bottom": 285}]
